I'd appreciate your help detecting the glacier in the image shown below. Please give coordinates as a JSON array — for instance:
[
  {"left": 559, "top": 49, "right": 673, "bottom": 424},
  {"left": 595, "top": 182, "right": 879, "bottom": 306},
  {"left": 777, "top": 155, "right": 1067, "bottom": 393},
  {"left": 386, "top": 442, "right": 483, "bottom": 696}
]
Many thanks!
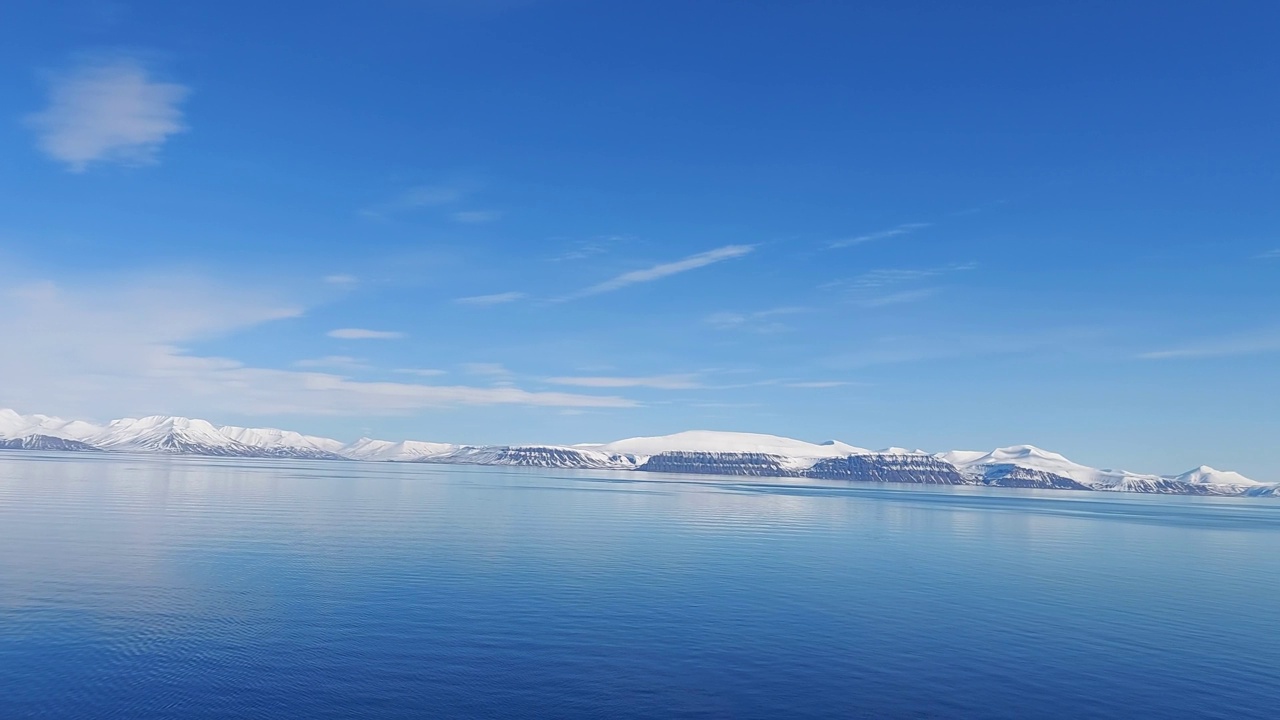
[{"left": 0, "top": 408, "right": 1273, "bottom": 498}]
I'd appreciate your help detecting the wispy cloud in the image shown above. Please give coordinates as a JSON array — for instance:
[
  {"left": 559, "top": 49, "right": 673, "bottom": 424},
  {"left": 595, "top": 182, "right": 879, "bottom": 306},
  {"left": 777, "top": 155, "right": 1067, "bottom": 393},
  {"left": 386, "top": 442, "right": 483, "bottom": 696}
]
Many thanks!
[
  {"left": 361, "top": 184, "right": 463, "bottom": 219},
  {"left": 462, "top": 362, "right": 511, "bottom": 376},
  {"left": 829, "top": 222, "right": 930, "bottom": 249},
  {"left": 856, "top": 288, "right": 941, "bottom": 307},
  {"left": 452, "top": 210, "right": 503, "bottom": 224},
  {"left": 784, "top": 380, "right": 855, "bottom": 388},
  {"left": 553, "top": 235, "right": 631, "bottom": 261},
  {"left": 26, "top": 55, "right": 189, "bottom": 172},
  {"left": 394, "top": 368, "right": 448, "bottom": 377},
  {"left": 1140, "top": 328, "right": 1280, "bottom": 360},
  {"left": 327, "top": 328, "right": 406, "bottom": 340},
  {"left": 566, "top": 244, "right": 755, "bottom": 299},
  {"left": 706, "top": 306, "right": 806, "bottom": 334},
  {"left": 823, "top": 327, "right": 1106, "bottom": 369},
  {"left": 0, "top": 275, "right": 635, "bottom": 417},
  {"left": 844, "top": 263, "right": 978, "bottom": 290},
  {"left": 324, "top": 274, "right": 359, "bottom": 286},
  {"left": 826, "top": 262, "right": 976, "bottom": 307},
  {"left": 545, "top": 374, "right": 701, "bottom": 390},
  {"left": 455, "top": 291, "right": 526, "bottom": 306},
  {"left": 1257, "top": 249, "right": 1280, "bottom": 260},
  {"left": 294, "top": 355, "right": 367, "bottom": 370}
]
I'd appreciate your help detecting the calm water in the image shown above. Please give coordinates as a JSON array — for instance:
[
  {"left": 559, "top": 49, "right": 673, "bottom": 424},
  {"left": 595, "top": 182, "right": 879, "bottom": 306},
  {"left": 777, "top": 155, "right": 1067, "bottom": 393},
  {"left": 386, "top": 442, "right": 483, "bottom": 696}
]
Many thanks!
[{"left": 1, "top": 453, "right": 1278, "bottom": 719}]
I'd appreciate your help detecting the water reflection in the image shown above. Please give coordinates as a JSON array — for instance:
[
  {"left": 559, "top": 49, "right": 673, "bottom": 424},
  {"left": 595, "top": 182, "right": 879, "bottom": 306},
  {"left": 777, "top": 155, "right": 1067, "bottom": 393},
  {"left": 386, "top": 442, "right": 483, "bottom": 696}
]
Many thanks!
[{"left": 1, "top": 452, "right": 1278, "bottom": 719}]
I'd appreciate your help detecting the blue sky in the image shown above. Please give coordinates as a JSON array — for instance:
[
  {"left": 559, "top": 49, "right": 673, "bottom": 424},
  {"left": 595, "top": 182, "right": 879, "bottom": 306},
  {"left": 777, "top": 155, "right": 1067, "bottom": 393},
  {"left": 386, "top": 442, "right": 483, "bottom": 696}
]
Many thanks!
[{"left": 2, "top": 1, "right": 1278, "bottom": 478}]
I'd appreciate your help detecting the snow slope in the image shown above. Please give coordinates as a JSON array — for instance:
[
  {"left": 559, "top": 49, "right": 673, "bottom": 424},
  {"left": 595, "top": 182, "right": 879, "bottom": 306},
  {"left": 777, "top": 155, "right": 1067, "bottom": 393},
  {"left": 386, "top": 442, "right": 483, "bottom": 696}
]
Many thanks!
[
  {"left": 340, "top": 438, "right": 456, "bottom": 462},
  {"left": 0, "top": 409, "right": 101, "bottom": 442},
  {"left": 587, "top": 430, "right": 868, "bottom": 466},
  {"left": 1173, "top": 465, "right": 1261, "bottom": 487},
  {"left": 219, "top": 425, "right": 349, "bottom": 459},
  {"left": 0, "top": 408, "right": 1270, "bottom": 496}
]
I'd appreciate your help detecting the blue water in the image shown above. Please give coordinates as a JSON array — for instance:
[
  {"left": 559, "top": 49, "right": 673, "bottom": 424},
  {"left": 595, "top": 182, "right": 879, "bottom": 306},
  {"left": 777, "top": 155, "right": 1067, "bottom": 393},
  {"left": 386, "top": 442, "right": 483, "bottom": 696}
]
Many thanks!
[{"left": 1, "top": 453, "right": 1278, "bottom": 719}]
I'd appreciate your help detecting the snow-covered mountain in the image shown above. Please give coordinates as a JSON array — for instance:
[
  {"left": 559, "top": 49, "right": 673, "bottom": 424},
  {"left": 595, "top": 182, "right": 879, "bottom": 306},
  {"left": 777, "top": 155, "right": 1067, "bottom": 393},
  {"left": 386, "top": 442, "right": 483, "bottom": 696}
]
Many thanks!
[
  {"left": 938, "top": 444, "right": 1263, "bottom": 494},
  {"left": 219, "top": 425, "right": 349, "bottom": 460},
  {"left": 584, "top": 430, "right": 868, "bottom": 466},
  {"left": 0, "top": 408, "right": 1273, "bottom": 497},
  {"left": 340, "top": 437, "right": 457, "bottom": 462},
  {"left": 427, "top": 445, "right": 637, "bottom": 469},
  {"left": 0, "top": 408, "right": 101, "bottom": 445},
  {"left": 91, "top": 416, "right": 263, "bottom": 456}
]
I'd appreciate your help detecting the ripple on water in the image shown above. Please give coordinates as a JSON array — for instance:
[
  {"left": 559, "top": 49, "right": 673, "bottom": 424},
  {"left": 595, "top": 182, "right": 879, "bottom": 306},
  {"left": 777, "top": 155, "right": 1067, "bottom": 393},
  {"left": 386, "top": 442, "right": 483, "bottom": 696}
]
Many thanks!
[{"left": 0, "top": 453, "right": 1278, "bottom": 719}]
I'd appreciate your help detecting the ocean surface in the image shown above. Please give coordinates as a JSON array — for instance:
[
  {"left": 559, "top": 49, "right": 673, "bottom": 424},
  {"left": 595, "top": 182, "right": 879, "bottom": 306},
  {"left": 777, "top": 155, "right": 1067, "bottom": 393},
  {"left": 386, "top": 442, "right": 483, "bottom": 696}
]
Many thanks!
[{"left": 1, "top": 452, "right": 1278, "bottom": 719}]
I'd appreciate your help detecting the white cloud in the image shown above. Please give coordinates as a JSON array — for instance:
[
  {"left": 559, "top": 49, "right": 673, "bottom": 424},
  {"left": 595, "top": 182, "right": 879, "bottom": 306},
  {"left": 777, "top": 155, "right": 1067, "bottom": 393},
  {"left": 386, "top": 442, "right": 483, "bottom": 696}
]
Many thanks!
[
  {"left": 324, "top": 274, "right": 359, "bottom": 286},
  {"left": 827, "top": 262, "right": 975, "bottom": 307},
  {"left": 394, "top": 368, "right": 448, "bottom": 377},
  {"left": 844, "top": 263, "right": 977, "bottom": 290},
  {"left": 706, "top": 306, "right": 806, "bottom": 333},
  {"left": 567, "top": 244, "right": 755, "bottom": 299},
  {"left": 1258, "top": 249, "right": 1280, "bottom": 260},
  {"left": 554, "top": 235, "right": 630, "bottom": 261},
  {"left": 455, "top": 291, "right": 526, "bottom": 306},
  {"left": 1140, "top": 328, "right": 1280, "bottom": 360},
  {"left": 824, "top": 327, "right": 1106, "bottom": 369},
  {"left": 294, "top": 355, "right": 367, "bottom": 370},
  {"left": 784, "top": 381, "right": 854, "bottom": 388},
  {"left": 361, "top": 185, "right": 463, "bottom": 219},
  {"left": 856, "top": 288, "right": 941, "bottom": 307},
  {"left": 452, "top": 210, "right": 503, "bottom": 224},
  {"left": 327, "top": 328, "right": 406, "bottom": 340},
  {"left": 463, "top": 362, "right": 512, "bottom": 376},
  {"left": 26, "top": 56, "right": 189, "bottom": 172},
  {"left": 545, "top": 374, "right": 701, "bottom": 389},
  {"left": 0, "top": 275, "right": 635, "bottom": 418},
  {"left": 829, "top": 222, "right": 930, "bottom": 249}
]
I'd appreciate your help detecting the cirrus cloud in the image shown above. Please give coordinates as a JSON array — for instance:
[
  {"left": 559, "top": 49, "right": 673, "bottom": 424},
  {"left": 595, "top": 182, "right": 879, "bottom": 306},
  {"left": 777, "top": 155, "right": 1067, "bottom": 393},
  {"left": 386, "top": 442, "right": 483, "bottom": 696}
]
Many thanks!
[
  {"left": 455, "top": 291, "right": 526, "bottom": 306},
  {"left": 327, "top": 328, "right": 406, "bottom": 340},
  {"left": 0, "top": 274, "right": 636, "bottom": 419},
  {"left": 26, "top": 55, "right": 189, "bottom": 172},
  {"left": 545, "top": 374, "right": 702, "bottom": 390},
  {"left": 563, "top": 244, "right": 755, "bottom": 300}
]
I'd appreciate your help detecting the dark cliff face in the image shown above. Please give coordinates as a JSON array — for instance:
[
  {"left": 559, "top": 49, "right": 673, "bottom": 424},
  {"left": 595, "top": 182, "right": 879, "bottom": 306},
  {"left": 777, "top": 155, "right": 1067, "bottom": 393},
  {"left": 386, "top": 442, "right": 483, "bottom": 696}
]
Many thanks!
[
  {"left": 1243, "top": 485, "right": 1280, "bottom": 498},
  {"left": 0, "top": 435, "right": 98, "bottom": 452},
  {"left": 1112, "top": 477, "right": 1219, "bottom": 495},
  {"left": 252, "top": 446, "right": 348, "bottom": 460},
  {"left": 976, "top": 464, "right": 1091, "bottom": 490},
  {"left": 637, "top": 452, "right": 798, "bottom": 477},
  {"left": 805, "top": 454, "right": 971, "bottom": 485},
  {"left": 427, "top": 446, "right": 628, "bottom": 468}
]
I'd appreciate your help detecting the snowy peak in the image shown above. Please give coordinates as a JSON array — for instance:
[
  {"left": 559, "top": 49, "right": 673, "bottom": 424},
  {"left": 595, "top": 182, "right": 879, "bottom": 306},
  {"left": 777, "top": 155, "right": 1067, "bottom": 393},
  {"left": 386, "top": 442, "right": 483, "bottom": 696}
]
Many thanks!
[
  {"left": 0, "top": 408, "right": 1270, "bottom": 495},
  {"left": 939, "top": 444, "right": 1107, "bottom": 486},
  {"left": 589, "top": 430, "right": 870, "bottom": 461},
  {"left": 341, "top": 437, "right": 456, "bottom": 462},
  {"left": 1173, "top": 465, "right": 1260, "bottom": 487},
  {"left": 91, "top": 415, "right": 257, "bottom": 456},
  {"left": 0, "top": 410, "right": 103, "bottom": 442},
  {"left": 982, "top": 445, "right": 1074, "bottom": 464}
]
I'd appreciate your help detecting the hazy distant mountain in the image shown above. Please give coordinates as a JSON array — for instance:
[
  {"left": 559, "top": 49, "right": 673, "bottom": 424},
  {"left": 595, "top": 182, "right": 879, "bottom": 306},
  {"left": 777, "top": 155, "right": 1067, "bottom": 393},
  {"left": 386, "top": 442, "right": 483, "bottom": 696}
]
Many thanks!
[{"left": 0, "top": 409, "right": 1272, "bottom": 497}]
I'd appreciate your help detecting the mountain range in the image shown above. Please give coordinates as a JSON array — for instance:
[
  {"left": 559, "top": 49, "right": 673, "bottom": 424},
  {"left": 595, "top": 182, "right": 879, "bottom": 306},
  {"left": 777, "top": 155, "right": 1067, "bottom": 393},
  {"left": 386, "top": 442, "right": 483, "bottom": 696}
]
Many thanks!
[{"left": 1, "top": 409, "right": 1274, "bottom": 497}]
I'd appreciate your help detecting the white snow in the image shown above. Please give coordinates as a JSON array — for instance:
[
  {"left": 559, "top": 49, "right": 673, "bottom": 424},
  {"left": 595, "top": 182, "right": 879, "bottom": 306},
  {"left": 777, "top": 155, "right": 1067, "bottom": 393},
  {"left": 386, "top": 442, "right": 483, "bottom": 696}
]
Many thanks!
[
  {"left": 0, "top": 409, "right": 104, "bottom": 441},
  {"left": 588, "top": 430, "right": 869, "bottom": 461},
  {"left": 0, "top": 408, "right": 1268, "bottom": 490},
  {"left": 339, "top": 437, "right": 456, "bottom": 462},
  {"left": 89, "top": 415, "right": 233, "bottom": 450},
  {"left": 1173, "top": 465, "right": 1261, "bottom": 487},
  {"left": 220, "top": 425, "right": 347, "bottom": 455},
  {"left": 938, "top": 444, "right": 1261, "bottom": 488}
]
